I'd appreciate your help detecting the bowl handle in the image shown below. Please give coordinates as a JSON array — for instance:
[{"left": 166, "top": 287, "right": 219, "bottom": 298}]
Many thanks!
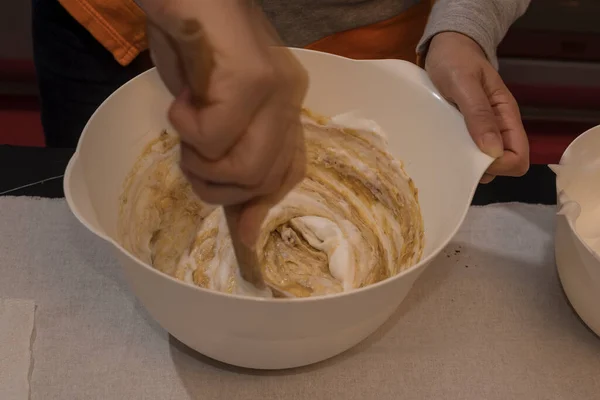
[{"left": 367, "top": 58, "right": 495, "bottom": 183}]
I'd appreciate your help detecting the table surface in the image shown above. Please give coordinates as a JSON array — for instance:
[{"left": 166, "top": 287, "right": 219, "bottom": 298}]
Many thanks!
[{"left": 0, "top": 145, "right": 558, "bottom": 204}]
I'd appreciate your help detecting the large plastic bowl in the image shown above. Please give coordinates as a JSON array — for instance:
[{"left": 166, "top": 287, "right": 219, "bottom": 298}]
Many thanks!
[{"left": 64, "top": 48, "right": 492, "bottom": 369}]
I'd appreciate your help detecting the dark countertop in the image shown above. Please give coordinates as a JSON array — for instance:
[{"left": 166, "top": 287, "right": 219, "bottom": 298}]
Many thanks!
[
  {"left": 0, "top": 145, "right": 558, "bottom": 204},
  {"left": 0, "top": 146, "right": 73, "bottom": 197}
]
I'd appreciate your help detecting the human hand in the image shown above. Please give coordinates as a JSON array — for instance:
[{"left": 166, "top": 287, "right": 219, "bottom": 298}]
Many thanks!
[
  {"left": 141, "top": 0, "right": 308, "bottom": 246},
  {"left": 425, "top": 32, "right": 529, "bottom": 183}
]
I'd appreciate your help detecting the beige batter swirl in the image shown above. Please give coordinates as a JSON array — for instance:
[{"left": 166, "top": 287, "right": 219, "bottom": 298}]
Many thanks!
[{"left": 118, "top": 111, "right": 424, "bottom": 298}]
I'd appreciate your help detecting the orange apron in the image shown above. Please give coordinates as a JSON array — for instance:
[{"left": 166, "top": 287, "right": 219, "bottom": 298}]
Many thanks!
[
  {"left": 305, "top": 1, "right": 431, "bottom": 63},
  {"left": 57, "top": 0, "right": 148, "bottom": 66},
  {"left": 58, "top": 0, "right": 432, "bottom": 66}
]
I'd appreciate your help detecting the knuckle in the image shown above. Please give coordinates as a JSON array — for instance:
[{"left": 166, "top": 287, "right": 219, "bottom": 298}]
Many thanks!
[
  {"left": 250, "top": 63, "right": 278, "bottom": 89},
  {"left": 201, "top": 142, "right": 228, "bottom": 162},
  {"left": 468, "top": 109, "right": 497, "bottom": 133},
  {"left": 488, "top": 86, "right": 508, "bottom": 99},
  {"left": 470, "top": 105, "right": 495, "bottom": 121},
  {"left": 197, "top": 125, "right": 239, "bottom": 161},
  {"left": 236, "top": 154, "right": 268, "bottom": 187},
  {"left": 181, "top": 128, "right": 230, "bottom": 163},
  {"left": 488, "top": 86, "right": 513, "bottom": 107},
  {"left": 258, "top": 172, "right": 283, "bottom": 197}
]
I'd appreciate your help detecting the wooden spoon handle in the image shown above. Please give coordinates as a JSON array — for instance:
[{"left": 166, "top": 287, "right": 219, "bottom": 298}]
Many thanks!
[{"left": 168, "top": 18, "right": 266, "bottom": 290}]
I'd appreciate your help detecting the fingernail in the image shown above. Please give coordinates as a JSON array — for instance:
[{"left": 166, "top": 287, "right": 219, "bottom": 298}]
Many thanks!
[{"left": 481, "top": 132, "right": 504, "bottom": 158}]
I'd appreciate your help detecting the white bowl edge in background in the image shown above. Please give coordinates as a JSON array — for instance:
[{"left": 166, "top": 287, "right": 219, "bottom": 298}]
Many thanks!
[{"left": 554, "top": 124, "right": 600, "bottom": 337}]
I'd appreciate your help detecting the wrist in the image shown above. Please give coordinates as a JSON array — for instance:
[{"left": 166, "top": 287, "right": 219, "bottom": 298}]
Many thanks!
[{"left": 430, "top": 32, "right": 486, "bottom": 59}]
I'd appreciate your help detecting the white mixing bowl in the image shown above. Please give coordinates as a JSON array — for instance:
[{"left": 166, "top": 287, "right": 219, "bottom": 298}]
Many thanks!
[
  {"left": 64, "top": 48, "right": 493, "bottom": 369},
  {"left": 554, "top": 125, "right": 600, "bottom": 336}
]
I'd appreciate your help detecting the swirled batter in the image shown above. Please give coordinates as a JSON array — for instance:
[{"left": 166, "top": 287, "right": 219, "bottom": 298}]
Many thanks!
[{"left": 118, "top": 111, "right": 424, "bottom": 298}]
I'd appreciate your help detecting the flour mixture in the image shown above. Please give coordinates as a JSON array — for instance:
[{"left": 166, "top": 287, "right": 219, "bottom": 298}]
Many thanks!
[{"left": 118, "top": 111, "right": 424, "bottom": 298}]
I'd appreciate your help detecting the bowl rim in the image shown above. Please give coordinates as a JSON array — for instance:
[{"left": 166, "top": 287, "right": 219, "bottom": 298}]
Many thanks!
[
  {"left": 556, "top": 124, "right": 600, "bottom": 264},
  {"left": 64, "top": 48, "right": 487, "bottom": 303}
]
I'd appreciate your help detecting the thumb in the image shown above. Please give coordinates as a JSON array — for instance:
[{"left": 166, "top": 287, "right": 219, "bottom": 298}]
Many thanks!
[{"left": 449, "top": 74, "right": 504, "bottom": 159}]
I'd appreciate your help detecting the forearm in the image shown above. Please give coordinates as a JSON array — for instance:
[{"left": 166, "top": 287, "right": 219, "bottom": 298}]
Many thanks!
[{"left": 417, "top": 0, "right": 531, "bottom": 68}]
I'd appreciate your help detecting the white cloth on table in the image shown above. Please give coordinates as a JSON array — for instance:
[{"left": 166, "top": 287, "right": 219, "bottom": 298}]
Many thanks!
[{"left": 0, "top": 197, "right": 598, "bottom": 400}]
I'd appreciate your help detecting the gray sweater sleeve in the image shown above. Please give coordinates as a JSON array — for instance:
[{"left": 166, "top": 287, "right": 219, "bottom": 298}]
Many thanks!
[{"left": 417, "top": 0, "right": 531, "bottom": 69}]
